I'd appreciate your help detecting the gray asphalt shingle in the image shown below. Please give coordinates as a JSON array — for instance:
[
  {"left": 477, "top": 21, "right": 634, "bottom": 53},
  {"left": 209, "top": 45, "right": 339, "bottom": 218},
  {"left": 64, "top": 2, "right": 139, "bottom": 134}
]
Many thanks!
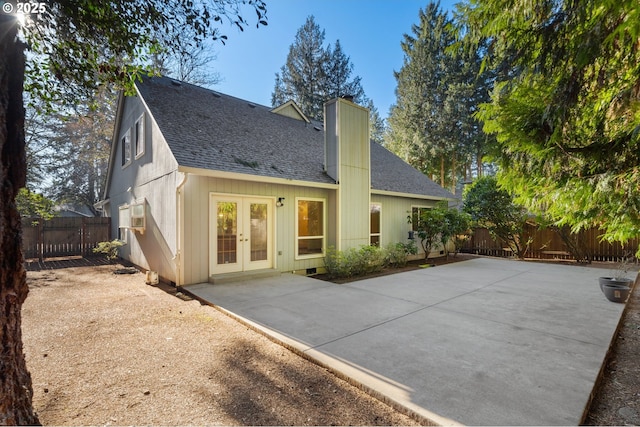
[{"left": 137, "top": 76, "right": 453, "bottom": 199}]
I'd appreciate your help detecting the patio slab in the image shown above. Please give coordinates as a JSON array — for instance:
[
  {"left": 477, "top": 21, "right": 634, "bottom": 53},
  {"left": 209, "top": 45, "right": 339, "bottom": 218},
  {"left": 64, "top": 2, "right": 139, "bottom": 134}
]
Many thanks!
[{"left": 184, "top": 257, "right": 634, "bottom": 425}]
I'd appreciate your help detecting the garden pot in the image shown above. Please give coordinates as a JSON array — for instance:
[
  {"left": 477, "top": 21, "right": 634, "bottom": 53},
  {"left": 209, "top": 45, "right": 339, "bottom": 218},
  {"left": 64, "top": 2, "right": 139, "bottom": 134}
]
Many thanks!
[
  {"left": 602, "top": 283, "right": 631, "bottom": 303},
  {"left": 599, "top": 277, "right": 634, "bottom": 292}
]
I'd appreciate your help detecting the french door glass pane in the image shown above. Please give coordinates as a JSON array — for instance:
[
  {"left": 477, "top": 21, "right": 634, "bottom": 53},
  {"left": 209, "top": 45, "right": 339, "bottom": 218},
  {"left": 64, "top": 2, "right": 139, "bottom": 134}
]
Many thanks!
[
  {"left": 217, "top": 202, "right": 237, "bottom": 264},
  {"left": 250, "top": 203, "right": 268, "bottom": 261}
]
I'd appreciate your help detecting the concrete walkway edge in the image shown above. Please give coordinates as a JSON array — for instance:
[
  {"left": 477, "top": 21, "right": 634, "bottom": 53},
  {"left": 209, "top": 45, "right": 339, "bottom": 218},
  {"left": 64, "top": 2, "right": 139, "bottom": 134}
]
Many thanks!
[{"left": 183, "top": 291, "right": 460, "bottom": 426}]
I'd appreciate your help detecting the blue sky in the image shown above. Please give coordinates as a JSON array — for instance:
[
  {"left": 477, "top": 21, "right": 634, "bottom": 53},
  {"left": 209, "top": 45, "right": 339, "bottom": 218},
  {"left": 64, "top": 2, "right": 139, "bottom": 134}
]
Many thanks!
[{"left": 212, "top": 0, "right": 458, "bottom": 119}]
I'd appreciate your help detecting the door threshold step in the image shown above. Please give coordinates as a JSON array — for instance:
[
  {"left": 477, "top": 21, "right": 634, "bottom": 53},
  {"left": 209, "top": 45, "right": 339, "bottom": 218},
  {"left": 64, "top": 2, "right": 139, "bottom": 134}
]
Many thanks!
[{"left": 209, "top": 269, "right": 280, "bottom": 285}]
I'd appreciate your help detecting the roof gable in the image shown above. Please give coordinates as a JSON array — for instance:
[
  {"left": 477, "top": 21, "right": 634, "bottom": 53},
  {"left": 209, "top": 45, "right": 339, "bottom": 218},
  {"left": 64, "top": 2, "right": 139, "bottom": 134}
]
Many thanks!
[{"left": 270, "top": 100, "right": 310, "bottom": 123}]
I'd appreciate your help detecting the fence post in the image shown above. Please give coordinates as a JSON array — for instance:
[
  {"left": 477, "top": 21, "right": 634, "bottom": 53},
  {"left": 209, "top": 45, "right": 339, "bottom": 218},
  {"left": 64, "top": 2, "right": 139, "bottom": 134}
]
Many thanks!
[
  {"left": 37, "top": 218, "right": 44, "bottom": 262},
  {"left": 81, "top": 217, "right": 86, "bottom": 256}
]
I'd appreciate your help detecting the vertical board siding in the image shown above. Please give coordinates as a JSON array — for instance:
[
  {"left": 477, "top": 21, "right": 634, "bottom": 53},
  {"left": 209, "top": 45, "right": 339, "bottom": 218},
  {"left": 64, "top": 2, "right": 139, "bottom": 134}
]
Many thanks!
[
  {"left": 336, "top": 99, "right": 371, "bottom": 250},
  {"left": 181, "top": 175, "right": 334, "bottom": 284},
  {"left": 370, "top": 194, "right": 439, "bottom": 251},
  {"left": 106, "top": 94, "right": 180, "bottom": 283},
  {"left": 22, "top": 217, "right": 110, "bottom": 260}
]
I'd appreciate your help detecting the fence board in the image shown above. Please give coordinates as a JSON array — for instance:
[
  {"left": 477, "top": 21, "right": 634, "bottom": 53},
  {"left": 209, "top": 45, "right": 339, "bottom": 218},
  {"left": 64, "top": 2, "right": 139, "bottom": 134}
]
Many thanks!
[
  {"left": 21, "top": 217, "right": 111, "bottom": 261},
  {"left": 462, "top": 224, "right": 639, "bottom": 262}
]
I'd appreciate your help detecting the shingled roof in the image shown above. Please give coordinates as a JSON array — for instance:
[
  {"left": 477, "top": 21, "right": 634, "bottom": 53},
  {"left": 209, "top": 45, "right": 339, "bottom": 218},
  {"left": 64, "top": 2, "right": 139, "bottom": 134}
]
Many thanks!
[{"left": 136, "top": 76, "right": 453, "bottom": 200}]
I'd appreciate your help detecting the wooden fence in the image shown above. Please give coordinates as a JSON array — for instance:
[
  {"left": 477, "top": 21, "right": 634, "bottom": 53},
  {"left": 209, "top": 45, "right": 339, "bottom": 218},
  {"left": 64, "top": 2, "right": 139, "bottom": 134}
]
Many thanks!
[
  {"left": 22, "top": 217, "right": 111, "bottom": 261},
  {"left": 461, "top": 224, "right": 639, "bottom": 262}
]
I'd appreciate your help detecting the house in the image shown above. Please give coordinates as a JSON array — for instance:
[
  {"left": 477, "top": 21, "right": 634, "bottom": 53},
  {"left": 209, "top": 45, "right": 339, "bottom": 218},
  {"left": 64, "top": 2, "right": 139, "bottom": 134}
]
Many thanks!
[{"left": 100, "top": 76, "right": 454, "bottom": 286}]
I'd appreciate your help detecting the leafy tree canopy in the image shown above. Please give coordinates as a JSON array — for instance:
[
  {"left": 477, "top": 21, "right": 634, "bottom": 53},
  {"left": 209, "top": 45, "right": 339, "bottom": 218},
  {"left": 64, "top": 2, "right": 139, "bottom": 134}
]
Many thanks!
[
  {"left": 463, "top": 175, "right": 529, "bottom": 258},
  {"left": 16, "top": 188, "right": 57, "bottom": 219},
  {"left": 458, "top": 0, "right": 640, "bottom": 254},
  {"left": 22, "top": 0, "right": 267, "bottom": 108}
]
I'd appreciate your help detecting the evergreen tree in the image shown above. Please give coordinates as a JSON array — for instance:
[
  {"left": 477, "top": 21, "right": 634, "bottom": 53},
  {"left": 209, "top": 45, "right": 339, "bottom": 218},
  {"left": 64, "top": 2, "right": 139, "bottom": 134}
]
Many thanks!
[
  {"left": 43, "top": 90, "right": 115, "bottom": 215},
  {"left": 272, "top": 16, "right": 368, "bottom": 121},
  {"left": 324, "top": 39, "right": 365, "bottom": 103},
  {"left": 386, "top": 2, "right": 489, "bottom": 191},
  {"left": 272, "top": 16, "right": 328, "bottom": 120},
  {"left": 366, "top": 99, "right": 386, "bottom": 144},
  {"left": 459, "top": 0, "right": 640, "bottom": 254}
]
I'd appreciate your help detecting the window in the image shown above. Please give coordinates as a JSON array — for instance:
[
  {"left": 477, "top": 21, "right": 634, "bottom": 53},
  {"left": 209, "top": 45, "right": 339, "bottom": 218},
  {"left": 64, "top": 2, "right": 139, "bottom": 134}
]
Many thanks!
[
  {"left": 134, "top": 114, "right": 145, "bottom": 158},
  {"left": 118, "top": 200, "right": 146, "bottom": 233},
  {"left": 118, "top": 205, "right": 130, "bottom": 242},
  {"left": 121, "top": 129, "right": 131, "bottom": 167},
  {"left": 296, "top": 198, "right": 325, "bottom": 258},
  {"left": 119, "top": 205, "right": 131, "bottom": 228},
  {"left": 370, "top": 203, "right": 381, "bottom": 246},
  {"left": 411, "top": 206, "right": 431, "bottom": 231}
]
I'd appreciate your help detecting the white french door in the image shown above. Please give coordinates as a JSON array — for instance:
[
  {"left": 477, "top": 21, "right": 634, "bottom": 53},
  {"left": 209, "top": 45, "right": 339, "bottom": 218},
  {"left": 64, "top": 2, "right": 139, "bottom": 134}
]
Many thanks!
[{"left": 210, "top": 195, "right": 273, "bottom": 274}]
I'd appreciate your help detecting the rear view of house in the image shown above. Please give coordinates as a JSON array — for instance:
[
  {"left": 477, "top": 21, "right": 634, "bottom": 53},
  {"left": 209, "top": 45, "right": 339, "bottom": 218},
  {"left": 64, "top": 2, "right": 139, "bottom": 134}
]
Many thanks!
[{"left": 100, "top": 76, "right": 453, "bottom": 286}]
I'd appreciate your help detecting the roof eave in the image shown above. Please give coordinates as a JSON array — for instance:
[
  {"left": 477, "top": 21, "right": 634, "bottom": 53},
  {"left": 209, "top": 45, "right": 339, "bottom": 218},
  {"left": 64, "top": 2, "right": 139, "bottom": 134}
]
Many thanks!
[
  {"left": 371, "top": 188, "right": 455, "bottom": 201},
  {"left": 178, "top": 166, "right": 339, "bottom": 189}
]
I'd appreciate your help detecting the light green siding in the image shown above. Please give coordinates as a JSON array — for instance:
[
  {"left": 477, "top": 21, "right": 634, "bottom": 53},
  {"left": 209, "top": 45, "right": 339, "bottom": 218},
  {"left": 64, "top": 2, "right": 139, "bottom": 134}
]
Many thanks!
[
  {"left": 370, "top": 194, "right": 440, "bottom": 257},
  {"left": 180, "top": 175, "right": 336, "bottom": 285},
  {"left": 325, "top": 98, "right": 371, "bottom": 251}
]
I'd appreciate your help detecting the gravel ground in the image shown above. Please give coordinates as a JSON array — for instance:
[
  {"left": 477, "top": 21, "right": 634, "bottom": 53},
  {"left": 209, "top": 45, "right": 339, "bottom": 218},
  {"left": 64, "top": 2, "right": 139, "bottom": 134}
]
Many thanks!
[{"left": 22, "top": 264, "right": 420, "bottom": 426}]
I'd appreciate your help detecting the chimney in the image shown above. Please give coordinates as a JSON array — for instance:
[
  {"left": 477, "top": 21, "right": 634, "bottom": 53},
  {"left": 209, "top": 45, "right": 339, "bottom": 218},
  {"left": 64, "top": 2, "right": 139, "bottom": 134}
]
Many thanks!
[{"left": 324, "top": 97, "right": 371, "bottom": 250}]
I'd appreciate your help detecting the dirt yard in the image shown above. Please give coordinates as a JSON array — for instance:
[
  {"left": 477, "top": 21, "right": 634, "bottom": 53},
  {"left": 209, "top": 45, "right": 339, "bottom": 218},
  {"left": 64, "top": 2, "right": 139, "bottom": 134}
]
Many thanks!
[
  {"left": 22, "top": 264, "right": 419, "bottom": 426},
  {"left": 21, "top": 256, "right": 639, "bottom": 425}
]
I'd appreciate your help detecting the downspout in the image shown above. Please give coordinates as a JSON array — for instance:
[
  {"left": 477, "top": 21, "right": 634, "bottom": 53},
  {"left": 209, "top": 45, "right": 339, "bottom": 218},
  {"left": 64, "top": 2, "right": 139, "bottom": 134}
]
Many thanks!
[{"left": 174, "top": 171, "right": 188, "bottom": 287}]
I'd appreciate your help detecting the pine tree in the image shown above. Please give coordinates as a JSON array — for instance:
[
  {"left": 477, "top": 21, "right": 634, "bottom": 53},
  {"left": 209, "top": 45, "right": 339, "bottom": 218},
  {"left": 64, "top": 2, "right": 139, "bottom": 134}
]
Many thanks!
[
  {"left": 324, "top": 39, "right": 365, "bottom": 103},
  {"left": 272, "top": 16, "right": 369, "bottom": 121},
  {"left": 366, "top": 99, "right": 386, "bottom": 144},
  {"left": 272, "top": 16, "right": 328, "bottom": 120},
  {"left": 386, "top": 2, "right": 489, "bottom": 191}
]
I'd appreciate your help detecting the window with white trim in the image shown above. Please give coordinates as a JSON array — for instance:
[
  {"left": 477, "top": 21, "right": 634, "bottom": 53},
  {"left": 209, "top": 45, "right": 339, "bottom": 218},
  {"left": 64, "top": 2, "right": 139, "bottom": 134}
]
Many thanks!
[
  {"left": 134, "top": 114, "right": 145, "bottom": 159},
  {"left": 370, "top": 203, "right": 381, "bottom": 246},
  {"left": 296, "top": 198, "right": 325, "bottom": 258},
  {"left": 118, "top": 204, "right": 130, "bottom": 242},
  {"left": 121, "top": 129, "right": 131, "bottom": 167},
  {"left": 411, "top": 206, "right": 431, "bottom": 231}
]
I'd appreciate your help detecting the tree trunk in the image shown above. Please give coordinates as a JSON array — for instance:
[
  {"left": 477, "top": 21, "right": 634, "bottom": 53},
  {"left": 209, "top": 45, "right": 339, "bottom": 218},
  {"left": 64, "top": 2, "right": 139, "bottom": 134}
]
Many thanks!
[
  {"left": 451, "top": 150, "right": 457, "bottom": 194},
  {"left": 0, "top": 15, "right": 40, "bottom": 425},
  {"left": 440, "top": 154, "right": 445, "bottom": 188}
]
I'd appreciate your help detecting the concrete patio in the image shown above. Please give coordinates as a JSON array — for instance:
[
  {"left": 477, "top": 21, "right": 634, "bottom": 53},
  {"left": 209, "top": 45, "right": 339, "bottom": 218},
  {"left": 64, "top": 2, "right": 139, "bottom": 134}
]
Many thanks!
[{"left": 184, "top": 257, "right": 634, "bottom": 425}]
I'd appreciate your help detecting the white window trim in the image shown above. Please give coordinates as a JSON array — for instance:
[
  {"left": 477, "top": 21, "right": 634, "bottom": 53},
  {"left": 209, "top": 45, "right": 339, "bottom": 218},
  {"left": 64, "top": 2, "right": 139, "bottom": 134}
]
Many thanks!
[
  {"left": 370, "top": 203, "right": 381, "bottom": 246},
  {"left": 121, "top": 128, "right": 132, "bottom": 168},
  {"left": 410, "top": 205, "right": 431, "bottom": 231},
  {"left": 118, "top": 204, "right": 130, "bottom": 243},
  {"left": 134, "top": 113, "right": 145, "bottom": 159},
  {"left": 295, "top": 197, "right": 326, "bottom": 260}
]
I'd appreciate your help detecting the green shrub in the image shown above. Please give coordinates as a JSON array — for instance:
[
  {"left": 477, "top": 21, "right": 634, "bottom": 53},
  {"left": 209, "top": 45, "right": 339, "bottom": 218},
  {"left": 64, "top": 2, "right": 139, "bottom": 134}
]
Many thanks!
[
  {"left": 93, "top": 239, "right": 125, "bottom": 261},
  {"left": 385, "top": 243, "right": 409, "bottom": 268},
  {"left": 324, "top": 245, "right": 386, "bottom": 279},
  {"left": 357, "top": 245, "right": 386, "bottom": 275}
]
